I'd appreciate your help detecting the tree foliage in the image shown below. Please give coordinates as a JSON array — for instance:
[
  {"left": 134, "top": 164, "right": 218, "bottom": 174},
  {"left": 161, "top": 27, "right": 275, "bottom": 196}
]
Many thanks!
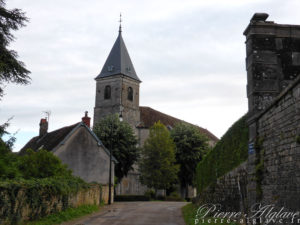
[
  {"left": 170, "top": 122, "right": 209, "bottom": 196},
  {"left": 0, "top": 0, "right": 30, "bottom": 98},
  {"left": 139, "top": 121, "right": 179, "bottom": 191},
  {"left": 18, "top": 149, "right": 73, "bottom": 179},
  {"left": 93, "top": 114, "right": 139, "bottom": 182},
  {"left": 0, "top": 122, "right": 73, "bottom": 180},
  {"left": 0, "top": 119, "right": 19, "bottom": 179},
  {"left": 196, "top": 114, "right": 248, "bottom": 193}
]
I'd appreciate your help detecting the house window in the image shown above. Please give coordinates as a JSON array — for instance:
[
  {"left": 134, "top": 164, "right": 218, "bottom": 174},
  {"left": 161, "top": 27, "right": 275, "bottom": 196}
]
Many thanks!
[
  {"left": 128, "top": 87, "right": 133, "bottom": 101},
  {"left": 104, "top": 85, "right": 111, "bottom": 99}
]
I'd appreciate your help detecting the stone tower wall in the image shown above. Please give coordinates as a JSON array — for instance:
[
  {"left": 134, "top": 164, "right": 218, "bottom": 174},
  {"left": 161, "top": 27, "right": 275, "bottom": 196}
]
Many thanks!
[
  {"left": 94, "top": 75, "right": 140, "bottom": 128},
  {"left": 244, "top": 13, "right": 300, "bottom": 117}
]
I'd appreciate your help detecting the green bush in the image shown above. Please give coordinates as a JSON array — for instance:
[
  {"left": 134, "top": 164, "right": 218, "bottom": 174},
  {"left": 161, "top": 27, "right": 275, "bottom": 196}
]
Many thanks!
[
  {"left": 144, "top": 189, "right": 155, "bottom": 199},
  {"left": 196, "top": 114, "right": 248, "bottom": 193},
  {"left": 18, "top": 149, "right": 72, "bottom": 179},
  {"left": 0, "top": 148, "right": 90, "bottom": 224},
  {"left": 165, "top": 191, "right": 185, "bottom": 201}
]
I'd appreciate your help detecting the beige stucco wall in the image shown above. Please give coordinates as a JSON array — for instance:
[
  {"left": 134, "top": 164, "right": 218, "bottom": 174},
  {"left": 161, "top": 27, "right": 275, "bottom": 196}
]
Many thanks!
[{"left": 53, "top": 126, "right": 114, "bottom": 185}]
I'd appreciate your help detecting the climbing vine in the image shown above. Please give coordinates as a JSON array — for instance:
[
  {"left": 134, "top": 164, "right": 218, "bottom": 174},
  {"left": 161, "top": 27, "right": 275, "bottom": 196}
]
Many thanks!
[
  {"left": 196, "top": 114, "right": 249, "bottom": 193},
  {"left": 0, "top": 178, "right": 91, "bottom": 224}
]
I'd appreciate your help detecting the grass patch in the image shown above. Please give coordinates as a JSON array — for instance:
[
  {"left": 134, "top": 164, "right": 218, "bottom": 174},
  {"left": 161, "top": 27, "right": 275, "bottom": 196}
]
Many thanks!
[
  {"left": 182, "top": 203, "right": 198, "bottom": 225},
  {"left": 22, "top": 204, "right": 100, "bottom": 225},
  {"left": 182, "top": 203, "right": 239, "bottom": 225}
]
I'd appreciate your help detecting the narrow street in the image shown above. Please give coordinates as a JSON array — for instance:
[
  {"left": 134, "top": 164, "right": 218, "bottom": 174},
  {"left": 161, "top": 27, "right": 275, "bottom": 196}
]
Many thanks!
[{"left": 62, "top": 202, "right": 187, "bottom": 225}]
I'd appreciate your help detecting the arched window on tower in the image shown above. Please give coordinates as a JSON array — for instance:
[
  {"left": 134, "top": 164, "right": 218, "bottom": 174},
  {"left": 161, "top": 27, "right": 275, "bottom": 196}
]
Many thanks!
[
  {"left": 128, "top": 87, "right": 133, "bottom": 101},
  {"left": 104, "top": 85, "right": 111, "bottom": 99}
]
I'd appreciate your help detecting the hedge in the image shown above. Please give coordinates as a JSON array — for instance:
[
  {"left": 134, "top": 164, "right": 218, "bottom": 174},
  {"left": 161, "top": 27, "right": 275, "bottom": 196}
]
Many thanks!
[
  {"left": 0, "top": 177, "right": 90, "bottom": 224},
  {"left": 196, "top": 114, "right": 248, "bottom": 193}
]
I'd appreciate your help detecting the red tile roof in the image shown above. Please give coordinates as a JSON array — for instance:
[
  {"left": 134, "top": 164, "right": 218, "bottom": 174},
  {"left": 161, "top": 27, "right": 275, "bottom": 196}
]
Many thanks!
[{"left": 139, "top": 106, "right": 219, "bottom": 142}]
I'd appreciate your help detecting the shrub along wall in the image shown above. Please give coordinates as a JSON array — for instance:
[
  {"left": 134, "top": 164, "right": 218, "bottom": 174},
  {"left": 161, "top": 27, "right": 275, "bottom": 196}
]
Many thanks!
[
  {"left": 0, "top": 178, "right": 104, "bottom": 225},
  {"left": 196, "top": 114, "right": 248, "bottom": 193}
]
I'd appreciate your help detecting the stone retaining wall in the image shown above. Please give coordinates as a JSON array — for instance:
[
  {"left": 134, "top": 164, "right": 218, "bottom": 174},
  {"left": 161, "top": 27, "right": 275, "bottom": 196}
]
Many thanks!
[
  {"left": 195, "top": 162, "right": 247, "bottom": 213},
  {"left": 0, "top": 184, "right": 110, "bottom": 224}
]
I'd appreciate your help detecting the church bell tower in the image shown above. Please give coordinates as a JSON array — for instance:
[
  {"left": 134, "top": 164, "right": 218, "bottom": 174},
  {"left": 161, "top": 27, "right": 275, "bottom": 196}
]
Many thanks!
[{"left": 94, "top": 19, "right": 141, "bottom": 128}]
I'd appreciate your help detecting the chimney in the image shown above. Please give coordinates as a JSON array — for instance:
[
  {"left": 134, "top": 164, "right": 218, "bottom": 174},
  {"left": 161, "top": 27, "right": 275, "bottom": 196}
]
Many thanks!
[
  {"left": 82, "top": 111, "right": 91, "bottom": 128},
  {"left": 39, "top": 118, "right": 48, "bottom": 137}
]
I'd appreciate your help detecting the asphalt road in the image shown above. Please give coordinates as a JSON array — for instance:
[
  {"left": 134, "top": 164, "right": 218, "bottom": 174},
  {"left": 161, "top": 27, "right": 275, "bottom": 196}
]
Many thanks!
[{"left": 63, "top": 201, "right": 187, "bottom": 225}]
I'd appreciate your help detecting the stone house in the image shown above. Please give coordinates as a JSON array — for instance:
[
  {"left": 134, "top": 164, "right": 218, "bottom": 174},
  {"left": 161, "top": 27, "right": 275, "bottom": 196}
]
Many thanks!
[
  {"left": 93, "top": 25, "right": 219, "bottom": 196},
  {"left": 20, "top": 112, "right": 117, "bottom": 198}
]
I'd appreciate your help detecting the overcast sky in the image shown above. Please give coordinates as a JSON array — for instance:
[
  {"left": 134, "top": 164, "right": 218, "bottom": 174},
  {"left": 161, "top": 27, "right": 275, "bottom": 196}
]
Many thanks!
[{"left": 2, "top": 0, "right": 300, "bottom": 151}]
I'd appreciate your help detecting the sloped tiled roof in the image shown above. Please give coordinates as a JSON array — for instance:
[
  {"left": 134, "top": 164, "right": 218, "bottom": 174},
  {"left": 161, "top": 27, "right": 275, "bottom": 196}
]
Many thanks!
[
  {"left": 95, "top": 30, "right": 141, "bottom": 82},
  {"left": 19, "top": 123, "right": 79, "bottom": 155},
  {"left": 139, "top": 106, "right": 219, "bottom": 142}
]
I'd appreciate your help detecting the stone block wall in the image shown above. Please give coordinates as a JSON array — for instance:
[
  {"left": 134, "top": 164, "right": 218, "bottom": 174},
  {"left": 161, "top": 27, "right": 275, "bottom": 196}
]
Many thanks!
[
  {"left": 195, "top": 162, "right": 247, "bottom": 213},
  {"left": 247, "top": 77, "right": 300, "bottom": 213},
  {"left": 0, "top": 184, "right": 109, "bottom": 224}
]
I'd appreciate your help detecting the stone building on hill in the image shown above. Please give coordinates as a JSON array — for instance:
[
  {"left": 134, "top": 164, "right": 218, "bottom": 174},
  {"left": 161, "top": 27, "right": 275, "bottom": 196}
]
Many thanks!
[{"left": 94, "top": 24, "right": 219, "bottom": 195}]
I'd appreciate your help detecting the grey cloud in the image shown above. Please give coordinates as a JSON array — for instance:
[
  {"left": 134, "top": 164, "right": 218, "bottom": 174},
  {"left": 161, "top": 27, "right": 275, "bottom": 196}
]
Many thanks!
[{"left": 3, "top": 0, "right": 300, "bottom": 148}]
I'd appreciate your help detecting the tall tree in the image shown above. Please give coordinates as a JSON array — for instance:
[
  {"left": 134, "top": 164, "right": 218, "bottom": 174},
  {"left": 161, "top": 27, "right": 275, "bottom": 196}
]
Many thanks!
[
  {"left": 93, "top": 114, "right": 139, "bottom": 183},
  {"left": 170, "top": 122, "right": 209, "bottom": 198},
  {"left": 139, "top": 121, "right": 179, "bottom": 194},
  {"left": 0, "top": 119, "right": 19, "bottom": 179},
  {"left": 0, "top": 0, "right": 30, "bottom": 99}
]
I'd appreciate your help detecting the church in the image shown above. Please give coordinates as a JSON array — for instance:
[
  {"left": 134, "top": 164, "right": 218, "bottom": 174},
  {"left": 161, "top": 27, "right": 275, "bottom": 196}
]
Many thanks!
[
  {"left": 21, "top": 21, "right": 218, "bottom": 197},
  {"left": 94, "top": 23, "right": 219, "bottom": 195}
]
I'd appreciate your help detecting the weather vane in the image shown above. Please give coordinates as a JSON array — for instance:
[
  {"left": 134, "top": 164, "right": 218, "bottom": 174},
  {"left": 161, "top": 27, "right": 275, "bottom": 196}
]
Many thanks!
[{"left": 119, "top": 13, "right": 122, "bottom": 33}]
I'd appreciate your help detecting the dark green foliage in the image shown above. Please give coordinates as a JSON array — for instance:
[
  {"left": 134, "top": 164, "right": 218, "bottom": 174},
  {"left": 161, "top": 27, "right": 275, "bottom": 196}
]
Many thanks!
[
  {"left": 144, "top": 189, "right": 155, "bottom": 199},
  {"left": 114, "top": 195, "right": 150, "bottom": 201},
  {"left": 139, "top": 121, "right": 179, "bottom": 191},
  {"left": 170, "top": 123, "right": 209, "bottom": 197},
  {"left": 165, "top": 191, "right": 185, "bottom": 201},
  {"left": 0, "top": 121, "right": 20, "bottom": 179},
  {"left": 0, "top": 0, "right": 30, "bottom": 98},
  {"left": 18, "top": 149, "right": 72, "bottom": 179},
  {"left": 0, "top": 118, "right": 16, "bottom": 150},
  {"left": 93, "top": 114, "right": 139, "bottom": 182},
  {"left": 0, "top": 147, "right": 20, "bottom": 179},
  {"left": 196, "top": 114, "right": 248, "bottom": 192},
  {"left": 0, "top": 149, "right": 89, "bottom": 223}
]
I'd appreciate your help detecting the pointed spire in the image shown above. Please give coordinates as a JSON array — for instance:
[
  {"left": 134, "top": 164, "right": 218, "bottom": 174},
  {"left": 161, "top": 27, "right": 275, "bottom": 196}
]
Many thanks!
[
  {"left": 95, "top": 16, "right": 141, "bottom": 82},
  {"left": 119, "top": 13, "right": 122, "bottom": 33}
]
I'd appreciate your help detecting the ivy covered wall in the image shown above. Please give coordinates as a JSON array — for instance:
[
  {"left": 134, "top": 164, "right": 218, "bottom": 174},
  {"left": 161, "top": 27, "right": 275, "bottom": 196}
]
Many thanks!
[
  {"left": 196, "top": 114, "right": 248, "bottom": 193},
  {"left": 0, "top": 180, "right": 104, "bottom": 224}
]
